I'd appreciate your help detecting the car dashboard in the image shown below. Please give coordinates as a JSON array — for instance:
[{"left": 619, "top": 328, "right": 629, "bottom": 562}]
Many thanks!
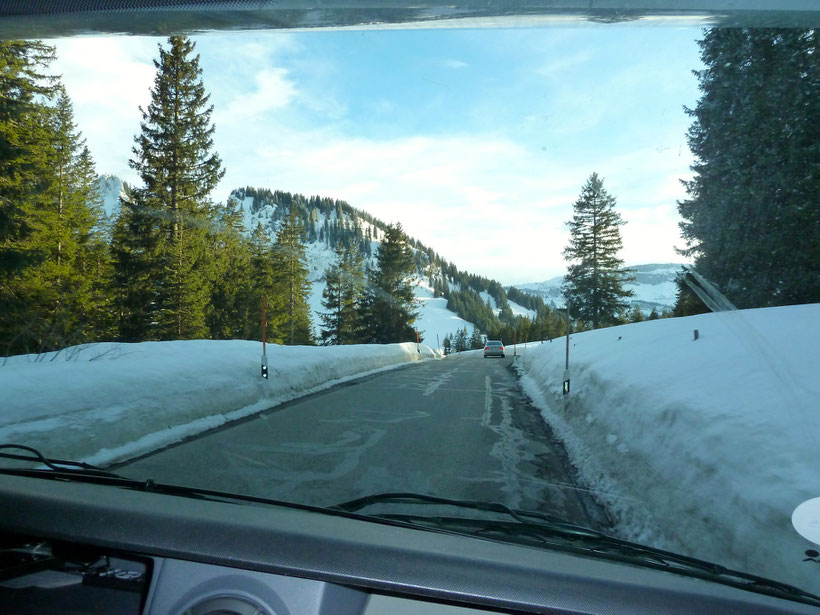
[{"left": 1, "top": 473, "right": 816, "bottom": 615}]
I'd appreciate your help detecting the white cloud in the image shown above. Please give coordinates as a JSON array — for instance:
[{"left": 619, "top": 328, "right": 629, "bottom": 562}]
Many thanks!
[
  {"left": 47, "top": 32, "right": 697, "bottom": 286},
  {"left": 222, "top": 68, "right": 297, "bottom": 120},
  {"left": 214, "top": 123, "right": 691, "bottom": 284},
  {"left": 49, "top": 36, "right": 161, "bottom": 184},
  {"left": 444, "top": 59, "right": 468, "bottom": 69}
]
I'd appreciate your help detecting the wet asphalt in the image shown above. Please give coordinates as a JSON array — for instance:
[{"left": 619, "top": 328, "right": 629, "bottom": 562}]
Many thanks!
[{"left": 116, "top": 351, "right": 610, "bottom": 529}]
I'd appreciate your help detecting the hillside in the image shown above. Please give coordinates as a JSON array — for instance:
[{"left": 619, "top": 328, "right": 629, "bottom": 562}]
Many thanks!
[{"left": 515, "top": 263, "right": 685, "bottom": 314}]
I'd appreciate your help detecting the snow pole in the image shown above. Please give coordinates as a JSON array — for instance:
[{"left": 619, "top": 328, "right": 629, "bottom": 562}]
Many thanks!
[
  {"left": 563, "top": 302, "right": 571, "bottom": 395},
  {"left": 416, "top": 328, "right": 420, "bottom": 354},
  {"left": 513, "top": 330, "right": 517, "bottom": 356},
  {"left": 261, "top": 296, "right": 269, "bottom": 379}
]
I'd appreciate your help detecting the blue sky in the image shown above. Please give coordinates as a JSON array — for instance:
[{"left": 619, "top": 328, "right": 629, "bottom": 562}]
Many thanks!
[{"left": 50, "top": 24, "right": 704, "bottom": 284}]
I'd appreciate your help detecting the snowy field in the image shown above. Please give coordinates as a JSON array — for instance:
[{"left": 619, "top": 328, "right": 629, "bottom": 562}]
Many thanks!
[
  {"left": 0, "top": 341, "right": 438, "bottom": 468},
  {"left": 515, "top": 303, "right": 820, "bottom": 590}
]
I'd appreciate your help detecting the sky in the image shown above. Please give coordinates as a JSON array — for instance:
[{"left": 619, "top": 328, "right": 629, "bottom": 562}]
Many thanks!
[{"left": 48, "top": 23, "right": 704, "bottom": 285}]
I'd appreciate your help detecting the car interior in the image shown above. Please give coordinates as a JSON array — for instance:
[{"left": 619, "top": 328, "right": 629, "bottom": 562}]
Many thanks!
[{"left": 1, "top": 2, "right": 818, "bottom": 614}]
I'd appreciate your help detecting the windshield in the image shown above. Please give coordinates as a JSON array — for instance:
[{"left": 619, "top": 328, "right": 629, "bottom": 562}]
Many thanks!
[{"left": 1, "top": 12, "right": 818, "bottom": 600}]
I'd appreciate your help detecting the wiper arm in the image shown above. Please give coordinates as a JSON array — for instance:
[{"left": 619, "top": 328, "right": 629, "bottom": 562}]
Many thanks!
[
  {"left": 332, "top": 491, "right": 600, "bottom": 537},
  {"left": 0, "top": 444, "right": 122, "bottom": 479},
  {"left": 332, "top": 491, "right": 820, "bottom": 608},
  {"left": 0, "top": 444, "right": 335, "bottom": 515}
]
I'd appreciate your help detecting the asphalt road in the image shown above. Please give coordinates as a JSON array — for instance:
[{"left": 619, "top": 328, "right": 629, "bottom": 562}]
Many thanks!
[{"left": 116, "top": 352, "right": 610, "bottom": 529}]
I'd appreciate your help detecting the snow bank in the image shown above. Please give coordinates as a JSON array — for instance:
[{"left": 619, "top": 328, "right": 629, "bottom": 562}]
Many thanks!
[
  {"left": 516, "top": 304, "right": 820, "bottom": 590},
  {"left": 0, "top": 341, "right": 437, "bottom": 467}
]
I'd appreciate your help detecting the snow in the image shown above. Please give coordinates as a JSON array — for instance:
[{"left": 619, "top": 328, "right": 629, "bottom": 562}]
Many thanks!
[
  {"left": 478, "top": 292, "right": 536, "bottom": 320},
  {"left": 479, "top": 291, "right": 497, "bottom": 311},
  {"left": 0, "top": 341, "right": 439, "bottom": 468},
  {"left": 507, "top": 299, "right": 536, "bottom": 320},
  {"left": 97, "top": 174, "right": 126, "bottom": 219},
  {"left": 413, "top": 279, "right": 477, "bottom": 348},
  {"left": 514, "top": 303, "right": 820, "bottom": 591},
  {"left": 517, "top": 263, "right": 685, "bottom": 313}
]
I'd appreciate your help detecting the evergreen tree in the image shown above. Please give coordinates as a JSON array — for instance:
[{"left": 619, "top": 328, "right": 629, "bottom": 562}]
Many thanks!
[
  {"left": 678, "top": 28, "right": 819, "bottom": 307},
  {"left": 0, "top": 41, "right": 58, "bottom": 353},
  {"left": 0, "top": 41, "right": 56, "bottom": 281},
  {"left": 207, "top": 199, "right": 253, "bottom": 339},
  {"left": 319, "top": 242, "right": 365, "bottom": 345},
  {"left": 117, "top": 36, "right": 224, "bottom": 340},
  {"left": 247, "top": 222, "right": 284, "bottom": 343},
  {"left": 454, "top": 327, "right": 468, "bottom": 353},
  {"left": 469, "top": 327, "right": 484, "bottom": 349},
  {"left": 562, "top": 173, "right": 633, "bottom": 329},
  {"left": 272, "top": 207, "right": 314, "bottom": 345},
  {"left": 1, "top": 50, "right": 107, "bottom": 353},
  {"left": 363, "top": 223, "right": 417, "bottom": 343}
]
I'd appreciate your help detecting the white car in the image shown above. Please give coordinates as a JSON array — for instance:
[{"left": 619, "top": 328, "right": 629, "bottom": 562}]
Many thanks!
[{"left": 484, "top": 340, "right": 505, "bottom": 358}]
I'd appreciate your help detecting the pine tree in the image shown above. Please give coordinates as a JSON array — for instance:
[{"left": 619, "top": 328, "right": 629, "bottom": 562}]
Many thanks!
[
  {"left": 0, "top": 41, "right": 58, "bottom": 353},
  {"left": 363, "top": 223, "right": 417, "bottom": 343},
  {"left": 678, "top": 29, "right": 819, "bottom": 307},
  {"left": 562, "top": 173, "right": 633, "bottom": 329},
  {"left": 1, "top": 49, "right": 107, "bottom": 353},
  {"left": 319, "top": 242, "right": 365, "bottom": 345},
  {"left": 0, "top": 41, "right": 56, "bottom": 281},
  {"left": 272, "top": 207, "right": 314, "bottom": 345},
  {"left": 246, "top": 222, "right": 284, "bottom": 343},
  {"left": 118, "top": 36, "right": 224, "bottom": 340},
  {"left": 207, "top": 199, "right": 253, "bottom": 339}
]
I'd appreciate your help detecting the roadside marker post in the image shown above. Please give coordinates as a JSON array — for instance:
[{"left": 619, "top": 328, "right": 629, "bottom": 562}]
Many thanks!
[
  {"left": 563, "top": 302, "right": 571, "bottom": 397},
  {"left": 261, "top": 296, "right": 269, "bottom": 379}
]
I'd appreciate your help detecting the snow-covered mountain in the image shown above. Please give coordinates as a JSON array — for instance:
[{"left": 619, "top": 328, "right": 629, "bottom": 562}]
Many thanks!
[
  {"left": 231, "top": 187, "right": 481, "bottom": 346},
  {"left": 96, "top": 174, "right": 128, "bottom": 220},
  {"left": 515, "top": 263, "right": 686, "bottom": 314}
]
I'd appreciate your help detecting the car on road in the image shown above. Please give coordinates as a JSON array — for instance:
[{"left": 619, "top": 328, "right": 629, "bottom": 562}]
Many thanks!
[{"left": 484, "top": 340, "right": 505, "bottom": 358}]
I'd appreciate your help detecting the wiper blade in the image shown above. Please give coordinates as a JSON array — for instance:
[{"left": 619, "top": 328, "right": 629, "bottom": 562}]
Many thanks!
[
  {"left": 332, "top": 492, "right": 820, "bottom": 608},
  {"left": 332, "top": 491, "right": 600, "bottom": 536},
  {"left": 0, "top": 444, "right": 122, "bottom": 479},
  {"left": 0, "top": 444, "right": 335, "bottom": 514}
]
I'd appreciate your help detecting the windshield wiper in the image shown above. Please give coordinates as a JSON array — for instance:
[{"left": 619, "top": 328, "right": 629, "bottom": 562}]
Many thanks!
[
  {"left": 0, "top": 444, "right": 330, "bottom": 512},
  {"left": 331, "top": 492, "right": 820, "bottom": 608},
  {"left": 0, "top": 444, "right": 123, "bottom": 479}
]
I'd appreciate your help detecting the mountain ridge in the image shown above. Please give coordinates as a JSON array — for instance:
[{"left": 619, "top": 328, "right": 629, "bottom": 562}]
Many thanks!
[{"left": 514, "top": 263, "right": 686, "bottom": 314}]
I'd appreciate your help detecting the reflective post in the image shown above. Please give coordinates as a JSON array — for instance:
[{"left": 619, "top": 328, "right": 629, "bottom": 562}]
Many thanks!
[{"left": 261, "top": 296, "right": 269, "bottom": 379}]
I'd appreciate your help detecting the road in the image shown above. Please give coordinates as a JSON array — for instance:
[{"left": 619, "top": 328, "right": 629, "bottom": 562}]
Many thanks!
[{"left": 116, "top": 352, "right": 610, "bottom": 528}]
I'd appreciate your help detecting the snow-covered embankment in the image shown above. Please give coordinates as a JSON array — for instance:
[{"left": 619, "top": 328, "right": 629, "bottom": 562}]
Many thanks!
[
  {"left": 515, "top": 304, "right": 820, "bottom": 591},
  {"left": 1, "top": 341, "right": 438, "bottom": 467}
]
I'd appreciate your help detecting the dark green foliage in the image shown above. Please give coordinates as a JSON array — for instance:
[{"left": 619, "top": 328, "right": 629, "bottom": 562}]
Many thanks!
[
  {"left": 114, "top": 36, "right": 224, "bottom": 341},
  {"left": 672, "top": 270, "right": 711, "bottom": 317},
  {"left": 319, "top": 243, "right": 365, "bottom": 345},
  {"left": 246, "top": 222, "right": 284, "bottom": 343},
  {"left": 0, "top": 41, "right": 56, "bottom": 281},
  {"left": 678, "top": 28, "right": 819, "bottom": 308},
  {"left": 0, "top": 43, "right": 111, "bottom": 354},
  {"left": 363, "top": 223, "right": 417, "bottom": 343},
  {"left": 562, "top": 173, "right": 633, "bottom": 329},
  {"left": 272, "top": 207, "right": 314, "bottom": 345},
  {"left": 206, "top": 198, "right": 253, "bottom": 339}
]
